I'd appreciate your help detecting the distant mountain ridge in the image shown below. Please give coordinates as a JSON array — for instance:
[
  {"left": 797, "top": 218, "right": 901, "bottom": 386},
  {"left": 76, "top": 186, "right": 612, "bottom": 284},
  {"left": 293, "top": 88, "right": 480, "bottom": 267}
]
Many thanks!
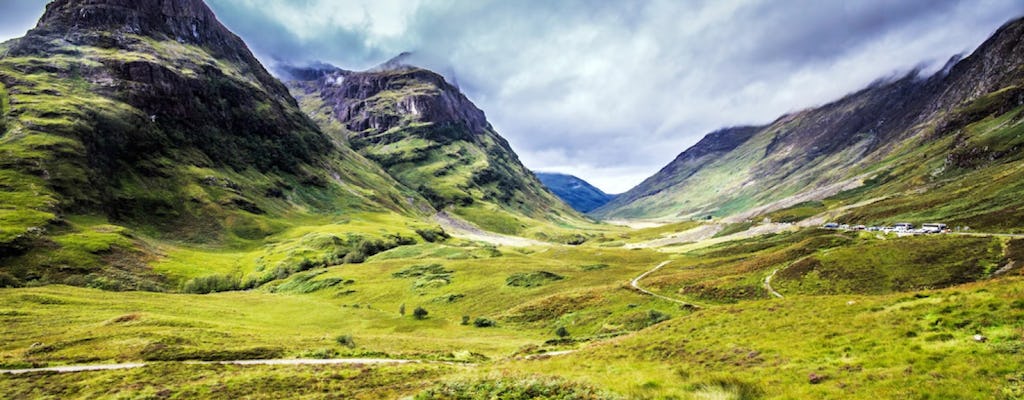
[
  {"left": 594, "top": 16, "right": 1024, "bottom": 231},
  {"left": 535, "top": 172, "right": 616, "bottom": 213}
]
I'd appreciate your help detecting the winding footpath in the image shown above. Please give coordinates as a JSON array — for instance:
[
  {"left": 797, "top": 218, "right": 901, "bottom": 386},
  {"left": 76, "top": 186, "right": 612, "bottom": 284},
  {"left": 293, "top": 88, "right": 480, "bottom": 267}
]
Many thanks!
[
  {"left": 763, "top": 268, "right": 784, "bottom": 298},
  {"left": 630, "top": 261, "right": 702, "bottom": 309},
  {"left": 0, "top": 358, "right": 421, "bottom": 375}
]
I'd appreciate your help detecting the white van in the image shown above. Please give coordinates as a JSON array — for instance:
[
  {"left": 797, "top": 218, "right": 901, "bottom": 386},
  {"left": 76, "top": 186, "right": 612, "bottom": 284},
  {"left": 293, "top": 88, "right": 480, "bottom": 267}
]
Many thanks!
[{"left": 893, "top": 223, "right": 914, "bottom": 232}]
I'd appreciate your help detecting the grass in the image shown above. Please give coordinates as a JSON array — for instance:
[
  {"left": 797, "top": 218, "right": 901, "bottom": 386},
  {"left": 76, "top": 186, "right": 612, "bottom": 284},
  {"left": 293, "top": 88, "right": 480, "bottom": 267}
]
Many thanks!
[
  {"left": 1, "top": 224, "right": 1021, "bottom": 398},
  {"left": 0, "top": 362, "right": 456, "bottom": 399},
  {"left": 0, "top": 244, "right": 672, "bottom": 368},
  {"left": 497, "top": 277, "right": 1024, "bottom": 399},
  {"left": 774, "top": 235, "right": 1006, "bottom": 295}
]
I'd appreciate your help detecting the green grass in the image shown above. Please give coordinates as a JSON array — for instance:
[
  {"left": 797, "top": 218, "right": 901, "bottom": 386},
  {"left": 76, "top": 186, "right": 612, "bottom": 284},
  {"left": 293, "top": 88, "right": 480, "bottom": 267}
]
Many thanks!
[
  {"left": 774, "top": 235, "right": 1006, "bottom": 295},
  {"left": 497, "top": 277, "right": 1024, "bottom": 399},
  {"left": 1, "top": 362, "right": 456, "bottom": 399}
]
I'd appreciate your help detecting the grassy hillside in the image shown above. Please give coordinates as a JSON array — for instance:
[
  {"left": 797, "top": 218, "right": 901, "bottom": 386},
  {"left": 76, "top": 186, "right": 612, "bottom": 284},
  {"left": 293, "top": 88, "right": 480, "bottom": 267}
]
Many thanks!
[
  {"left": 596, "top": 17, "right": 1024, "bottom": 229},
  {"left": 0, "top": 2, "right": 429, "bottom": 290},
  {"left": 286, "top": 65, "right": 597, "bottom": 240}
]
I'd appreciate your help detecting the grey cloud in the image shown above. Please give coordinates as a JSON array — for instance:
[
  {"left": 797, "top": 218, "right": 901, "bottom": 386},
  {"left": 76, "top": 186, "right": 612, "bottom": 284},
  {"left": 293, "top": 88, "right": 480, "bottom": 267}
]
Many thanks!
[{"left": 3, "top": 0, "right": 1023, "bottom": 193}]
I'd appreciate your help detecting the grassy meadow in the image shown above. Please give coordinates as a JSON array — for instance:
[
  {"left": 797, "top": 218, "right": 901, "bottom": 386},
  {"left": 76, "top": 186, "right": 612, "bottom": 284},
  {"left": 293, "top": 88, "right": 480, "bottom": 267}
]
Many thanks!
[{"left": 3, "top": 218, "right": 1023, "bottom": 399}]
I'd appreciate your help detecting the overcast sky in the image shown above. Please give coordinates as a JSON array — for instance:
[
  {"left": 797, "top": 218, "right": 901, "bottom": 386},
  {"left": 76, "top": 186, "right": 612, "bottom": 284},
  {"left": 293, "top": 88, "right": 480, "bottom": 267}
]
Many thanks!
[{"left": 3, "top": 1, "right": 1023, "bottom": 193}]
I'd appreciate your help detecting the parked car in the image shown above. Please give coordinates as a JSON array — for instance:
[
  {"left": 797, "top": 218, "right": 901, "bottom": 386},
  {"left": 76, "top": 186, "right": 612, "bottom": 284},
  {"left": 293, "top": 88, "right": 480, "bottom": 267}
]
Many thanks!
[
  {"left": 893, "top": 223, "right": 914, "bottom": 232},
  {"left": 921, "top": 223, "right": 948, "bottom": 233},
  {"left": 822, "top": 223, "right": 839, "bottom": 229}
]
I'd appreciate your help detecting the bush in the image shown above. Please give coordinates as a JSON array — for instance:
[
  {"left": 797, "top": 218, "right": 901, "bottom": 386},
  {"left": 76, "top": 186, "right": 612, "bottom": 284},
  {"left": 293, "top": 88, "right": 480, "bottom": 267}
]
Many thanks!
[
  {"left": 335, "top": 334, "right": 356, "bottom": 348},
  {"left": 473, "top": 317, "right": 496, "bottom": 328},
  {"left": 415, "top": 377, "right": 618, "bottom": 399},
  {"left": 0, "top": 271, "right": 22, "bottom": 288},
  {"left": 648, "top": 310, "right": 670, "bottom": 324},
  {"left": 506, "top": 271, "right": 565, "bottom": 288},
  {"left": 416, "top": 227, "right": 450, "bottom": 243},
  {"left": 413, "top": 306, "right": 429, "bottom": 320},
  {"left": 555, "top": 326, "right": 570, "bottom": 338},
  {"left": 181, "top": 274, "right": 249, "bottom": 294},
  {"left": 461, "top": 315, "right": 470, "bottom": 325}
]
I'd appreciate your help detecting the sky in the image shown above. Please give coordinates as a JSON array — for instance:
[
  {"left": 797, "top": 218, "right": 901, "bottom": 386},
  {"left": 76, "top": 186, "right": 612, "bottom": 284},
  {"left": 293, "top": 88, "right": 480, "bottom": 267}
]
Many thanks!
[{"left": 2, "top": 1, "right": 1024, "bottom": 193}]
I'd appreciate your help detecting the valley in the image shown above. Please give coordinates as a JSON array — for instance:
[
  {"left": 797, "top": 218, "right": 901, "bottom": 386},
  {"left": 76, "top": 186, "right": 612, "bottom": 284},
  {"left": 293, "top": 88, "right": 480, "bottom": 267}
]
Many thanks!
[{"left": 1, "top": 1, "right": 1023, "bottom": 399}]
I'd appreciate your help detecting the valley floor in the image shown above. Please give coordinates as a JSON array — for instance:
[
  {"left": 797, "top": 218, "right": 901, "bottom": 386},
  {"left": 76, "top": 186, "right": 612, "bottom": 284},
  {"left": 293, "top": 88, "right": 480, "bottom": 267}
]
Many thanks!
[{"left": 2, "top": 219, "right": 1022, "bottom": 399}]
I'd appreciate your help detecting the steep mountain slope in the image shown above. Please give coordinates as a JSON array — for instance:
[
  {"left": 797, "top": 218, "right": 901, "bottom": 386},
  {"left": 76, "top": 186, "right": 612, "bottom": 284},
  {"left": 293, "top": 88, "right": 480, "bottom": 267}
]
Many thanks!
[
  {"left": 535, "top": 172, "right": 616, "bottom": 213},
  {"left": 0, "top": 0, "right": 427, "bottom": 289},
  {"left": 285, "top": 58, "right": 587, "bottom": 236},
  {"left": 595, "top": 16, "right": 1024, "bottom": 231}
]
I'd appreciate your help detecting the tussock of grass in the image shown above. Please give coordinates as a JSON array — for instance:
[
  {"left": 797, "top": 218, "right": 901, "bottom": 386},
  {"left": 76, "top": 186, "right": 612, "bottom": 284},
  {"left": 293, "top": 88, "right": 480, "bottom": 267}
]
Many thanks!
[{"left": 506, "top": 271, "right": 565, "bottom": 288}]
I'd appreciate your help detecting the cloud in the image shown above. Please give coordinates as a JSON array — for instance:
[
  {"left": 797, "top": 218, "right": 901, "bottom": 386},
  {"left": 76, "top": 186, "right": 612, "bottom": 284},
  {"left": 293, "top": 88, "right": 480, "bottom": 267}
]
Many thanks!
[{"left": 3, "top": 0, "right": 1023, "bottom": 193}]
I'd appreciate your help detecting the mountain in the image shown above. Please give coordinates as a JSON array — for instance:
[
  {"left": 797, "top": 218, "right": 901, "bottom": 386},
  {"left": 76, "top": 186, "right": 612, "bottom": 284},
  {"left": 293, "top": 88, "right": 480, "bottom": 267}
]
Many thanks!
[
  {"left": 0, "top": 0, "right": 425, "bottom": 289},
  {"left": 535, "top": 172, "right": 616, "bottom": 213},
  {"left": 284, "top": 57, "right": 586, "bottom": 236},
  {"left": 594, "top": 16, "right": 1024, "bottom": 232}
]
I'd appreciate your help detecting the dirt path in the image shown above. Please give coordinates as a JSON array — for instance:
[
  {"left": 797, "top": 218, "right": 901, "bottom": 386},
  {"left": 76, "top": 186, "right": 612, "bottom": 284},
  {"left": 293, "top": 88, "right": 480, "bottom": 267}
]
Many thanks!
[
  {"left": 0, "top": 363, "right": 147, "bottom": 374},
  {"left": 763, "top": 268, "right": 784, "bottom": 298},
  {"left": 432, "top": 211, "right": 545, "bottom": 247},
  {"left": 0, "top": 358, "right": 421, "bottom": 375},
  {"left": 630, "top": 261, "right": 702, "bottom": 309}
]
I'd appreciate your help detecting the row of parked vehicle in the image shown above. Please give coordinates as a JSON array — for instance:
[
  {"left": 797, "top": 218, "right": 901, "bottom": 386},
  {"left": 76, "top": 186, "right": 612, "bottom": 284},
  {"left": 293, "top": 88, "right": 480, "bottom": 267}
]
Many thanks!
[{"left": 822, "top": 222, "right": 950, "bottom": 234}]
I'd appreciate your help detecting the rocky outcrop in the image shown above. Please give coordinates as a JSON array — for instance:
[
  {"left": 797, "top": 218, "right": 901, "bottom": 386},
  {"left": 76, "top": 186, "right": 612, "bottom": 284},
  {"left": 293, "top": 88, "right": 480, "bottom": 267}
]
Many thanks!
[{"left": 286, "top": 60, "right": 579, "bottom": 220}]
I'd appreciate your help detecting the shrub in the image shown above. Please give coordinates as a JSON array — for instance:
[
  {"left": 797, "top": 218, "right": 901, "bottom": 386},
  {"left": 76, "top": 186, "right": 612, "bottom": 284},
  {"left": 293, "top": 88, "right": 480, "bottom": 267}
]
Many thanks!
[
  {"left": 181, "top": 274, "right": 247, "bottom": 294},
  {"left": 461, "top": 315, "right": 470, "bottom": 325},
  {"left": 555, "top": 326, "right": 570, "bottom": 338},
  {"left": 0, "top": 271, "right": 22, "bottom": 288},
  {"left": 473, "top": 317, "right": 496, "bottom": 328},
  {"left": 648, "top": 310, "right": 670, "bottom": 324},
  {"left": 416, "top": 227, "right": 450, "bottom": 243},
  {"left": 335, "top": 334, "right": 356, "bottom": 348},
  {"left": 413, "top": 306, "right": 429, "bottom": 320},
  {"left": 506, "top": 271, "right": 565, "bottom": 288},
  {"left": 415, "top": 377, "right": 618, "bottom": 399},
  {"left": 394, "top": 264, "right": 454, "bottom": 289}
]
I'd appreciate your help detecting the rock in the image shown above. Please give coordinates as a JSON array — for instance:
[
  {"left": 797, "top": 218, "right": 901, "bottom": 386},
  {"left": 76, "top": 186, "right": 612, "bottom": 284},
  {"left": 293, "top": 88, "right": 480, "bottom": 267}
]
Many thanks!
[
  {"left": 973, "top": 334, "right": 988, "bottom": 342},
  {"left": 808, "top": 373, "right": 826, "bottom": 384}
]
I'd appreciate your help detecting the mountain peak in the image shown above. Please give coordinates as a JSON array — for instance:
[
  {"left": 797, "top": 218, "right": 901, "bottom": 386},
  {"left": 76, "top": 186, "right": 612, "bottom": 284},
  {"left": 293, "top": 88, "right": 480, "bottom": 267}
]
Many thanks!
[
  {"left": 15, "top": 0, "right": 254, "bottom": 64},
  {"left": 371, "top": 51, "right": 417, "bottom": 72},
  {"left": 36, "top": 0, "right": 220, "bottom": 40}
]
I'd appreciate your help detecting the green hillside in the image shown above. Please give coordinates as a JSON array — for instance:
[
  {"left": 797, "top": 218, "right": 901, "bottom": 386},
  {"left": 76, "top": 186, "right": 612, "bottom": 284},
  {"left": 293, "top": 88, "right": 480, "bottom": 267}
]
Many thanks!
[
  {"left": 285, "top": 61, "right": 594, "bottom": 239},
  {"left": 595, "top": 17, "right": 1024, "bottom": 231},
  {"left": 1, "top": 1, "right": 1024, "bottom": 399},
  {"left": 0, "top": 0, "right": 429, "bottom": 290}
]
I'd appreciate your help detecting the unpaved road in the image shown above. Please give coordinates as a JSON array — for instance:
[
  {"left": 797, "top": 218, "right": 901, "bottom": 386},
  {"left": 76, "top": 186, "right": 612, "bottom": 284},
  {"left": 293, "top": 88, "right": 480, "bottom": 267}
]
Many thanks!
[
  {"left": 630, "top": 261, "right": 702, "bottom": 309},
  {"left": 0, "top": 358, "right": 418, "bottom": 375},
  {"left": 432, "top": 211, "right": 545, "bottom": 247},
  {"left": 763, "top": 268, "right": 784, "bottom": 298}
]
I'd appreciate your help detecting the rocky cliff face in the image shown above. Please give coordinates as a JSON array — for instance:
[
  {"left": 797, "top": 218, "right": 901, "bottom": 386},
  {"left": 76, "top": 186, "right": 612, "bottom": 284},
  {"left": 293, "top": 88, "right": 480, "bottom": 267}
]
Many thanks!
[
  {"left": 0, "top": 0, "right": 420, "bottom": 289},
  {"left": 595, "top": 16, "right": 1024, "bottom": 227},
  {"left": 287, "top": 59, "right": 581, "bottom": 228},
  {"left": 6, "top": 0, "right": 325, "bottom": 175}
]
